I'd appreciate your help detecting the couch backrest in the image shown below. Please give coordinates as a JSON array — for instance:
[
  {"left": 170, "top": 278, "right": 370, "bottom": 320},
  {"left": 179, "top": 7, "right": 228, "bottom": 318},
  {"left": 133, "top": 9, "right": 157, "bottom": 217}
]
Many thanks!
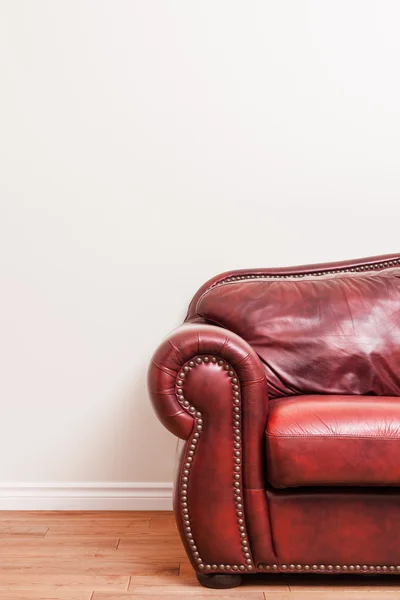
[{"left": 191, "top": 257, "right": 400, "bottom": 399}]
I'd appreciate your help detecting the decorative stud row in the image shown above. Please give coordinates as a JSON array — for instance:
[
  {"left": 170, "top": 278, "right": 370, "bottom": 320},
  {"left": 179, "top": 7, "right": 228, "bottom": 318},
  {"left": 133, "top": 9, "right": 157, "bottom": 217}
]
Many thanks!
[
  {"left": 215, "top": 258, "right": 400, "bottom": 287},
  {"left": 175, "top": 355, "right": 254, "bottom": 572},
  {"left": 258, "top": 563, "right": 400, "bottom": 573}
]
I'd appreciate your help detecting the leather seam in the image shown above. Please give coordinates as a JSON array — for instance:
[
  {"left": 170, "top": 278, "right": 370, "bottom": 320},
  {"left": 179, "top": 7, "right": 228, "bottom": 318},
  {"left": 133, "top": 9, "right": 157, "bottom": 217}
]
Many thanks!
[{"left": 266, "top": 433, "right": 400, "bottom": 441}]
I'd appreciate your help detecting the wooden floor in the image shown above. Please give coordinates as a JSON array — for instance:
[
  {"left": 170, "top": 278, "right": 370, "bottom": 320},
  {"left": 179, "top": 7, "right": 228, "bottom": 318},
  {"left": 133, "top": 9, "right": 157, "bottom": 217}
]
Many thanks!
[{"left": 0, "top": 511, "right": 399, "bottom": 599}]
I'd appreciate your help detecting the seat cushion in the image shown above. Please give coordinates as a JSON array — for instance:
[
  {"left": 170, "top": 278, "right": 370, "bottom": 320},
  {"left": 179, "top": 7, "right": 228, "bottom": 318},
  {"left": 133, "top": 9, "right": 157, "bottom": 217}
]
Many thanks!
[{"left": 266, "top": 395, "right": 400, "bottom": 488}]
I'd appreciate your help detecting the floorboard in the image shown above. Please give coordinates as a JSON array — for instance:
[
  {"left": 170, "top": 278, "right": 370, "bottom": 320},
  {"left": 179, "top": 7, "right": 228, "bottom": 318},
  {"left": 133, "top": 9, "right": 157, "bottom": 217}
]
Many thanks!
[{"left": 0, "top": 511, "right": 399, "bottom": 599}]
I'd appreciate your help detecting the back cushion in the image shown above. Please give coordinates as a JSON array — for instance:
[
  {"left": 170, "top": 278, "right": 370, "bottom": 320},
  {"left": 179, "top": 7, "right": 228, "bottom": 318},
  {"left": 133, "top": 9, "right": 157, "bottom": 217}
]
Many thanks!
[{"left": 196, "top": 268, "right": 400, "bottom": 399}]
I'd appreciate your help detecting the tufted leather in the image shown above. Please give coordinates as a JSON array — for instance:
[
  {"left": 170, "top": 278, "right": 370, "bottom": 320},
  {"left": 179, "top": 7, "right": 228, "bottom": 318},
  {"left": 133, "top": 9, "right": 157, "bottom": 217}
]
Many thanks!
[
  {"left": 148, "top": 253, "right": 400, "bottom": 582},
  {"left": 196, "top": 267, "right": 400, "bottom": 399},
  {"left": 266, "top": 395, "right": 400, "bottom": 488}
]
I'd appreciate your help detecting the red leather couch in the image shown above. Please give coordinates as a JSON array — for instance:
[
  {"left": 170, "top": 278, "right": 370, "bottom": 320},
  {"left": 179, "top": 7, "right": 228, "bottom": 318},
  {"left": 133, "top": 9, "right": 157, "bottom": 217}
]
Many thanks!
[{"left": 148, "top": 253, "right": 400, "bottom": 589}]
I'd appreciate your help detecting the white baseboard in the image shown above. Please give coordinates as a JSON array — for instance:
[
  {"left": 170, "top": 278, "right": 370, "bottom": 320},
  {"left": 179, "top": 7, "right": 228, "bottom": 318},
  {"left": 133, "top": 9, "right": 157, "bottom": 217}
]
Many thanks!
[{"left": 0, "top": 482, "right": 173, "bottom": 510}]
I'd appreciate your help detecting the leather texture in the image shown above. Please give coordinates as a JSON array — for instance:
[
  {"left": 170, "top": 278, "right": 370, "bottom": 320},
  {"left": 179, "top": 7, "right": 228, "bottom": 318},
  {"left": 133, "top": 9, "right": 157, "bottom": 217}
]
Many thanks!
[
  {"left": 196, "top": 267, "right": 400, "bottom": 399},
  {"left": 267, "top": 395, "right": 400, "bottom": 488},
  {"left": 148, "top": 253, "right": 400, "bottom": 578},
  {"left": 267, "top": 487, "right": 400, "bottom": 568},
  {"left": 148, "top": 323, "right": 274, "bottom": 570}
]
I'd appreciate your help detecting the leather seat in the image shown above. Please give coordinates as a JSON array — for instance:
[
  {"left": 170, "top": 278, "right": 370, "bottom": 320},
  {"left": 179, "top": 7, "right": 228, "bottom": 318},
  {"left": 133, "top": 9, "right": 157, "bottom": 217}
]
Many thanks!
[{"left": 266, "top": 395, "right": 400, "bottom": 488}]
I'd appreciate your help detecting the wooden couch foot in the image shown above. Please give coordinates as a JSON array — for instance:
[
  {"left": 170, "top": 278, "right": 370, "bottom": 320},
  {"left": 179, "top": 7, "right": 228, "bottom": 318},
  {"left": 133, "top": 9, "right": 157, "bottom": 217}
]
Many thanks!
[{"left": 196, "top": 572, "right": 242, "bottom": 589}]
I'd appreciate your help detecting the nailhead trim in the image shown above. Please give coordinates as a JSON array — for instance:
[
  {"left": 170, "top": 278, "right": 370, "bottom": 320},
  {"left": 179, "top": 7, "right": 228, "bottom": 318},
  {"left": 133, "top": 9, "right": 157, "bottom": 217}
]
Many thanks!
[
  {"left": 258, "top": 563, "right": 400, "bottom": 573},
  {"left": 215, "top": 259, "right": 400, "bottom": 287},
  {"left": 175, "top": 356, "right": 254, "bottom": 573}
]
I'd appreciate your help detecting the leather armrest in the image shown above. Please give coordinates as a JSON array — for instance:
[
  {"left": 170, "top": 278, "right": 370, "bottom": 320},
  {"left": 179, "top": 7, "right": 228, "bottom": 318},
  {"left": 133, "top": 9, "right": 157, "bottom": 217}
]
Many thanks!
[
  {"left": 148, "top": 322, "right": 268, "bottom": 488},
  {"left": 148, "top": 323, "right": 271, "bottom": 569}
]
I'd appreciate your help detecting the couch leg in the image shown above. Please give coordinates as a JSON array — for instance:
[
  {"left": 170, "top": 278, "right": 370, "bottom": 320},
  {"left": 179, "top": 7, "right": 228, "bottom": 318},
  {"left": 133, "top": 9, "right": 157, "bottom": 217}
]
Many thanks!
[{"left": 196, "top": 572, "right": 242, "bottom": 589}]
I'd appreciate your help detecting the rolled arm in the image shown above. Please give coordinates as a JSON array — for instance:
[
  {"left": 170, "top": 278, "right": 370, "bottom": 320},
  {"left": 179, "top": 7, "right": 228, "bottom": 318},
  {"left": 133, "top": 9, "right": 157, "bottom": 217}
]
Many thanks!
[
  {"left": 148, "top": 323, "right": 270, "bottom": 571},
  {"left": 148, "top": 322, "right": 267, "bottom": 445}
]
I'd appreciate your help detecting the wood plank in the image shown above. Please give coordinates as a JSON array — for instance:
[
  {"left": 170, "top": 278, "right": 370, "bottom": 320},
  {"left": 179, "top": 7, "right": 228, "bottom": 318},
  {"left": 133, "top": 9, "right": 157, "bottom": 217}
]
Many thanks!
[
  {"left": 93, "top": 594, "right": 265, "bottom": 600},
  {"left": 92, "top": 586, "right": 266, "bottom": 600},
  {"left": 117, "top": 536, "right": 186, "bottom": 559},
  {"left": 179, "top": 561, "right": 195, "bottom": 577},
  {"left": 127, "top": 574, "right": 290, "bottom": 594},
  {"left": 0, "top": 536, "right": 118, "bottom": 549},
  {"left": 0, "top": 557, "right": 179, "bottom": 576},
  {"left": 0, "top": 592, "right": 91, "bottom": 600},
  {"left": 286, "top": 594, "right": 400, "bottom": 599},
  {"left": 45, "top": 521, "right": 150, "bottom": 536},
  {"left": 149, "top": 515, "right": 178, "bottom": 533},
  {"left": 0, "top": 574, "right": 129, "bottom": 591},
  {"left": 0, "top": 511, "right": 171, "bottom": 520},
  {"left": 0, "top": 526, "right": 48, "bottom": 537}
]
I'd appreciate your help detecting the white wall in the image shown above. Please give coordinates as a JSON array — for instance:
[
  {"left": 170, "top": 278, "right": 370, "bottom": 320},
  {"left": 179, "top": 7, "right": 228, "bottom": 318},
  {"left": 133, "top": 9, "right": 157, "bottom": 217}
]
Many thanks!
[{"left": 0, "top": 1, "right": 399, "bottom": 503}]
